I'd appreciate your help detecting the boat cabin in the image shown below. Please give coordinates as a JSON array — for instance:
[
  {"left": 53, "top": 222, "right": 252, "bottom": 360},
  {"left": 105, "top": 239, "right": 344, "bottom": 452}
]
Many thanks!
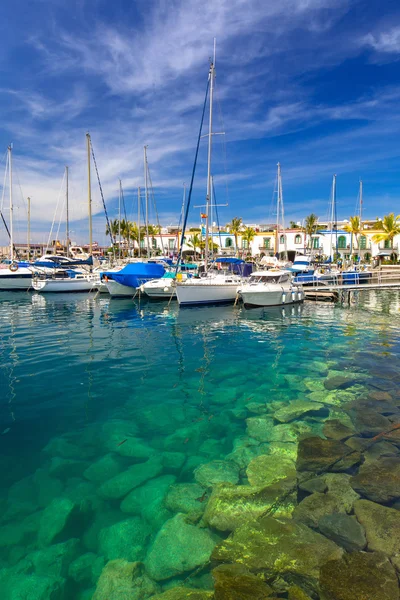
[{"left": 249, "top": 270, "right": 290, "bottom": 284}]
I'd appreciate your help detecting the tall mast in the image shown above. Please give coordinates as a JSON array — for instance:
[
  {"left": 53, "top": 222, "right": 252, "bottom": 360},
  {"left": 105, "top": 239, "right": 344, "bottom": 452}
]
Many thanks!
[
  {"left": 359, "top": 179, "right": 363, "bottom": 229},
  {"left": 329, "top": 174, "right": 336, "bottom": 260},
  {"left": 276, "top": 163, "right": 282, "bottom": 259},
  {"left": 118, "top": 179, "right": 122, "bottom": 260},
  {"left": 86, "top": 133, "right": 92, "bottom": 255},
  {"left": 137, "top": 187, "right": 141, "bottom": 258},
  {"left": 8, "top": 145, "right": 13, "bottom": 261},
  {"left": 27, "top": 196, "right": 31, "bottom": 258},
  {"left": 178, "top": 184, "right": 186, "bottom": 254},
  {"left": 65, "top": 166, "right": 69, "bottom": 257},
  {"left": 144, "top": 146, "right": 150, "bottom": 257},
  {"left": 204, "top": 39, "right": 216, "bottom": 271}
]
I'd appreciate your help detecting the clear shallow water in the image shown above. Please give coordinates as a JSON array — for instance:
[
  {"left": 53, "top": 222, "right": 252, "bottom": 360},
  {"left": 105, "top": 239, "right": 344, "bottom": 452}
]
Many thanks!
[{"left": 0, "top": 290, "right": 400, "bottom": 598}]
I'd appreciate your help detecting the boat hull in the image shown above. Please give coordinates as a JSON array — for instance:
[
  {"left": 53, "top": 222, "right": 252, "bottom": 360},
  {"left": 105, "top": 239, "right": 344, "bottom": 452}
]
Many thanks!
[
  {"left": 141, "top": 278, "right": 176, "bottom": 299},
  {"left": 105, "top": 280, "right": 136, "bottom": 297},
  {"left": 239, "top": 287, "right": 304, "bottom": 308},
  {"left": 176, "top": 282, "right": 239, "bottom": 306},
  {"left": 32, "top": 278, "right": 96, "bottom": 293},
  {"left": 0, "top": 268, "right": 33, "bottom": 290}
]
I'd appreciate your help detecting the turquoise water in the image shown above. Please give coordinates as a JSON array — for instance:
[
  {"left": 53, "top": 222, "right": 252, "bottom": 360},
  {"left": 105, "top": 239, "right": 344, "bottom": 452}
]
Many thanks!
[{"left": 0, "top": 291, "right": 400, "bottom": 599}]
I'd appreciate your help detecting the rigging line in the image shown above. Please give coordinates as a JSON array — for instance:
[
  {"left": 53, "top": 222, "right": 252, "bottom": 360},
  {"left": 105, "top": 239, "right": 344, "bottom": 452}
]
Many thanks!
[
  {"left": 45, "top": 170, "right": 66, "bottom": 254},
  {"left": 212, "top": 178, "right": 223, "bottom": 251},
  {"left": 175, "top": 73, "right": 210, "bottom": 272},
  {"left": 146, "top": 162, "right": 164, "bottom": 253},
  {"left": 120, "top": 182, "right": 130, "bottom": 253},
  {"left": 0, "top": 151, "right": 8, "bottom": 213},
  {"left": 0, "top": 153, "right": 20, "bottom": 259},
  {"left": 214, "top": 82, "right": 230, "bottom": 207},
  {"left": 89, "top": 137, "right": 115, "bottom": 247}
]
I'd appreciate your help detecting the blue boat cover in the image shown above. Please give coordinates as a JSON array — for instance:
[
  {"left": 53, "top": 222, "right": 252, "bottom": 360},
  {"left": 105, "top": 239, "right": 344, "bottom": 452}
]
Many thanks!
[{"left": 104, "top": 262, "right": 165, "bottom": 289}]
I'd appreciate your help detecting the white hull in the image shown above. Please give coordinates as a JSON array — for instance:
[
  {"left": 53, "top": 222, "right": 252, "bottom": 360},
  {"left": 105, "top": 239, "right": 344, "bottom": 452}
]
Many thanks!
[
  {"left": 176, "top": 282, "right": 239, "bottom": 305},
  {"left": 0, "top": 268, "right": 33, "bottom": 290},
  {"left": 105, "top": 280, "right": 136, "bottom": 297},
  {"left": 141, "top": 278, "right": 176, "bottom": 299},
  {"left": 239, "top": 286, "right": 304, "bottom": 308},
  {"left": 32, "top": 277, "right": 97, "bottom": 293}
]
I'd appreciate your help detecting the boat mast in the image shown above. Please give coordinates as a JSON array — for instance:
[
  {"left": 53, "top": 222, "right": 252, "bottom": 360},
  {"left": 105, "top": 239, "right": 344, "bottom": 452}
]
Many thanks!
[
  {"left": 144, "top": 146, "right": 150, "bottom": 257},
  {"left": 204, "top": 39, "right": 216, "bottom": 271},
  {"left": 118, "top": 179, "right": 122, "bottom": 260},
  {"left": 65, "top": 166, "right": 69, "bottom": 257},
  {"left": 86, "top": 133, "right": 93, "bottom": 255},
  {"left": 8, "top": 145, "right": 14, "bottom": 261},
  {"left": 138, "top": 187, "right": 141, "bottom": 258},
  {"left": 275, "top": 163, "right": 280, "bottom": 259},
  {"left": 27, "top": 196, "right": 31, "bottom": 259},
  {"left": 329, "top": 174, "right": 336, "bottom": 261}
]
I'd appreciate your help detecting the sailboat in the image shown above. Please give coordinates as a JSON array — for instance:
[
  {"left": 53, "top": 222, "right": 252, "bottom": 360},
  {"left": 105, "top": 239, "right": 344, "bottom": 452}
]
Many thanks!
[
  {"left": 32, "top": 137, "right": 97, "bottom": 293},
  {"left": 175, "top": 43, "right": 246, "bottom": 306},
  {"left": 0, "top": 145, "right": 35, "bottom": 291},
  {"left": 342, "top": 179, "right": 372, "bottom": 285}
]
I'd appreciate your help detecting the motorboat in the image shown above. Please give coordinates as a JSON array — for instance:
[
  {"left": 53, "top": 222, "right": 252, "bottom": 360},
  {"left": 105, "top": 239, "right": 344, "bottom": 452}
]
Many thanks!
[
  {"left": 32, "top": 270, "right": 98, "bottom": 293},
  {"left": 102, "top": 262, "right": 166, "bottom": 297},
  {"left": 237, "top": 270, "right": 304, "bottom": 308},
  {"left": 0, "top": 261, "right": 34, "bottom": 291},
  {"left": 175, "top": 271, "right": 243, "bottom": 306}
]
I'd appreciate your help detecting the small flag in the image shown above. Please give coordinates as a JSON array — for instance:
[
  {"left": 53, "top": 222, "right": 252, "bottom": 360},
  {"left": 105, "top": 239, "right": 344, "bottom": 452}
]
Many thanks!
[{"left": 201, "top": 213, "right": 208, "bottom": 219}]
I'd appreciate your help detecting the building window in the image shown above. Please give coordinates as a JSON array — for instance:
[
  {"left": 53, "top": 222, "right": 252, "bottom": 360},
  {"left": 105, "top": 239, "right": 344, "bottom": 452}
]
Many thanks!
[
  {"left": 263, "top": 237, "right": 271, "bottom": 249},
  {"left": 364, "top": 253, "right": 371, "bottom": 262},
  {"left": 384, "top": 239, "right": 391, "bottom": 249},
  {"left": 312, "top": 237, "right": 319, "bottom": 249},
  {"left": 280, "top": 235, "right": 285, "bottom": 244},
  {"left": 168, "top": 239, "right": 175, "bottom": 250},
  {"left": 242, "top": 239, "right": 248, "bottom": 249},
  {"left": 295, "top": 234, "right": 302, "bottom": 244},
  {"left": 152, "top": 238, "right": 157, "bottom": 249},
  {"left": 225, "top": 238, "right": 233, "bottom": 248},
  {"left": 359, "top": 235, "right": 367, "bottom": 249},
  {"left": 140, "top": 239, "right": 145, "bottom": 248},
  {"left": 338, "top": 236, "right": 346, "bottom": 249}
]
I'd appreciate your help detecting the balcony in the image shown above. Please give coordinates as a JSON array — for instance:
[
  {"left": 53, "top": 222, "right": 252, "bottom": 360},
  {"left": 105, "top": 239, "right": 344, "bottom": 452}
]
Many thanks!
[
  {"left": 258, "top": 245, "right": 273, "bottom": 250},
  {"left": 378, "top": 243, "right": 398, "bottom": 251}
]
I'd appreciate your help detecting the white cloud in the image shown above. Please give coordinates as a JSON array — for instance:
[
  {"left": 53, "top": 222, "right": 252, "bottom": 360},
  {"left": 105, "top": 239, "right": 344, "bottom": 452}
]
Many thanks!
[{"left": 363, "top": 26, "right": 400, "bottom": 54}]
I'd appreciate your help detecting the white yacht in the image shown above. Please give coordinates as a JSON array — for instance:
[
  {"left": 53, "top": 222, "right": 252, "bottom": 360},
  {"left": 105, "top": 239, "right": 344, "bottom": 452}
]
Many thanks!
[
  {"left": 237, "top": 270, "right": 304, "bottom": 308},
  {"left": 140, "top": 274, "right": 177, "bottom": 299},
  {"left": 0, "top": 263, "right": 34, "bottom": 291},
  {"left": 32, "top": 270, "right": 98, "bottom": 293},
  {"left": 176, "top": 270, "right": 243, "bottom": 306}
]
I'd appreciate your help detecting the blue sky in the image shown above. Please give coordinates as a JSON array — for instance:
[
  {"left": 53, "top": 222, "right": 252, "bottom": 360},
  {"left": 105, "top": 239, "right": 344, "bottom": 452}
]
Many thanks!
[{"left": 1, "top": 0, "right": 400, "bottom": 245}]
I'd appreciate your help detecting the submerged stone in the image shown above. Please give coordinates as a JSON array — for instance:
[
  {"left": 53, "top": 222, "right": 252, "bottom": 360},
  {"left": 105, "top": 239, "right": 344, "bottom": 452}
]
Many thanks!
[
  {"left": 296, "top": 437, "right": 361, "bottom": 473},
  {"left": 322, "top": 419, "right": 355, "bottom": 441},
  {"left": 83, "top": 453, "right": 125, "bottom": 484},
  {"left": 38, "top": 497, "right": 78, "bottom": 546},
  {"left": 288, "top": 586, "right": 313, "bottom": 600},
  {"left": 318, "top": 513, "right": 366, "bottom": 552},
  {"left": 350, "top": 457, "right": 400, "bottom": 503},
  {"left": 213, "top": 515, "right": 342, "bottom": 594},
  {"left": 144, "top": 513, "right": 216, "bottom": 581},
  {"left": 68, "top": 552, "right": 105, "bottom": 584},
  {"left": 151, "top": 588, "right": 214, "bottom": 599},
  {"left": 203, "top": 479, "right": 296, "bottom": 532},
  {"left": 319, "top": 551, "right": 399, "bottom": 600},
  {"left": 98, "top": 517, "right": 150, "bottom": 562},
  {"left": 246, "top": 454, "right": 296, "bottom": 487},
  {"left": 293, "top": 492, "right": 346, "bottom": 529},
  {"left": 98, "top": 456, "right": 163, "bottom": 499},
  {"left": 0, "top": 573, "right": 66, "bottom": 600},
  {"left": 161, "top": 451, "right": 186, "bottom": 472},
  {"left": 164, "top": 483, "right": 207, "bottom": 516},
  {"left": 115, "top": 437, "right": 156, "bottom": 460},
  {"left": 212, "top": 563, "right": 273, "bottom": 599},
  {"left": 274, "top": 400, "right": 325, "bottom": 423},
  {"left": 29, "top": 538, "right": 80, "bottom": 578},
  {"left": 246, "top": 417, "right": 274, "bottom": 442},
  {"left": 354, "top": 499, "right": 400, "bottom": 557},
  {"left": 194, "top": 460, "right": 239, "bottom": 487},
  {"left": 92, "top": 559, "right": 159, "bottom": 600},
  {"left": 120, "top": 475, "right": 175, "bottom": 529},
  {"left": 324, "top": 376, "right": 357, "bottom": 390}
]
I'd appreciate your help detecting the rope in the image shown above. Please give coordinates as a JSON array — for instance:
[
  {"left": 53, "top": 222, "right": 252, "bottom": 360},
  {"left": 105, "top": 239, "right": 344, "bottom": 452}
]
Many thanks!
[
  {"left": 212, "top": 179, "right": 223, "bottom": 252},
  {"left": 146, "top": 162, "right": 164, "bottom": 253},
  {"left": 45, "top": 170, "right": 66, "bottom": 254},
  {"left": 89, "top": 137, "right": 115, "bottom": 247},
  {"left": 175, "top": 74, "right": 210, "bottom": 273}
]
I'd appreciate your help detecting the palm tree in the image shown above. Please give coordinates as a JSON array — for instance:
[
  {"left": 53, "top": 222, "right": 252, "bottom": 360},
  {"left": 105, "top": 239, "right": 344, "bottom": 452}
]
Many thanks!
[
  {"left": 343, "top": 216, "right": 362, "bottom": 253},
  {"left": 303, "top": 214, "right": 319, "bottom": 249},
  {"left": 241, "top": 227, "right": 256, "bottom": 257},
  {"left": 372, "top": 213, "right": 400, "bottom": 251},
  {"left": 228, "top": 217, "right": 243, "bottom": 256},
  {"left": 105, "top": 219, "right": 119, "bottom": 240},
  {"left": 289, "top": 221, "right": 301, "bottom": 229},
  {"left": 187, "top": 233, "right": 202, "bottom": 257}
]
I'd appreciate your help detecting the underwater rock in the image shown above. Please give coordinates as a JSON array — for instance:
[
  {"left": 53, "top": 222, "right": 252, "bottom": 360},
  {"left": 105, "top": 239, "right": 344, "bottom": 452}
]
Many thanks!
[
  {"left": 98, "top": 517, "right": 150, "bottom": 562},
  {"left": 120, "top": 475, "right": 175, "bottom": 529},
  {"left": 296, "top": 437, "right": 362, "bottom": 472},
  {"left": 98, "top": 419, "right": 139, "bottom": 450},
  {"left": 354, "top": 499, "right": 400, "bottom": 557},
  {"left": 151, "top": 588, "right": 214, "bottom": 599},
  {"left": 245, "top": 416, "right": 275, "bottom": 442},
  {"left": 319, "top": 551, "right": 399, "bottom": 600},
  {"left": 225, "top": 438, "right": 268, "bottom": 469},
  {"left": 362, "top": 440, "right": 399, "bottom": 463},
  {"left": 144, "top": 513, "right": 216, "bottom": 581},
  {"left": 324, "top": 376, "right": 357, "bottom": 391},
  {"left": 203, "top": 479, "right": 296, "bottom": 532},
  {"left": 245, "top": 401, "right": 267, "bottom": 414},
  {"left": 293, "top": 492, "right": 347, "bottom": 529},
  {"left": 48, "top": 456, "right": 88, "bottom": 479},
  {"left": 322, "top": 473, "right": 360, "bottom": 512},
  {"left": 68, "top": 552, "right": 104, "bottom": 584},
  {"left": 38, "top": 497, "right": 78, "bottom": 546},
  {"left": 115, "top": 437, "right": 156, "bottom": 461},
  {"left": 161, "top": 451, "right": 186, "bottom": 472},
  {"left": 350, "top": 456, "right": 400, "bottom": 503},
  {"left": 43, "top": 436, "right": 91, "bottom": 459},
  {"left": 212, "top": 563, "right": 273, "bottom": 599},
  {"left": 318, "top": 513, "right": 366, "bottom": 552},
  {"left": 368, "top": 390, "right": 393, "bottom": 402},
  {"left": 246, "top": 454, "right": 296, "bottom": 487},
  {"left": 322, "top": 419, "right": 355, "bottom": 441},
  {"left": 213, "top": 515, "right": 342, "bottom": 595},
  {"left": 194, "top": 460, "right": 239, "bottom": 488},
  {"left": 29, "top": 538, "right": 80, "bottom": 578},
  {"left": 33, "top": 469, "right": 64, "bottom": 509},
  {"left": 287, "top": 586, "right": 312, "bottom": 600},
  {"left": 0, "top": 573, "right": 66, "bottom": 600},
  {"left": 274, "top": 400, "right": 326, "bottom": 423},
  {"left": 82, "top": 507, "right": 123, "bottom": 552},
  {"left": 267, "top": 441, "right": 298, "bottom": 461},
  {"left": 350, "top": 408, "right": 391, "bottom": 437},
  {"left": 92, "top": 559, "right": 159, "bottom": 600},
  {"left": 98, "top": 456, "right": 163, "bottom": 499},
  {"left": 164, "top": 482, "right": 207, "bottom": 517},
  {"left": 83, "top": 453, "right": 125, "bottom": 483},
  {"left": 298, "top": 476, "right": 328, "bottom": 494},
  {"left": 303, "top": 378, "right": 325, "bottom": 392}
]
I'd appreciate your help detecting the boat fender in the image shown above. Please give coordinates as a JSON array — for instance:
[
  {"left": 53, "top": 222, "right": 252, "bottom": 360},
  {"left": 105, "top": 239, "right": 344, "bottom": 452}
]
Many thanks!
[
  {"left": 139, "top": 284, "right": 145, "bottom": 293},
  {"left": 292, "top": 290, "right": 296, "bottom": 302},
  {"left": 282, "top": 293, "right": 286, "bottom": 303},
  {"left": 163, "top": 286, "right": 169, "bottom": 292},
  {"left": 103, "top": 275, "right": 109, "bottom": 282},
  {"left": 9, "top": 262, "right": 18, "bottom": 272}
]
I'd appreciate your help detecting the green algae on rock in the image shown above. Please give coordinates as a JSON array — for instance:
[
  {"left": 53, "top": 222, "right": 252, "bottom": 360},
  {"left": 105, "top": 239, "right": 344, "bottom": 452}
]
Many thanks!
[
  {"left": 212, "top": 515, "right": 342, "bottom": 595},
  {"left": 350, "top": 456, "right": 400, "bottom": 503},
  {"left": 319, "top": 551, "right": 399, "bottom": 600},
  {"left": 273, "top": 400, "right": 326, "bottom": 423},
  {"left": 212, "top": 563, "right": 273, "bottom": 599},
  {"left": 83, "top": 453, "right": 125, "bottom": 484},
  {"left": 164, "top": 483, "right": 207, "bottom": 516},
  {"left": 194, "top": 460, "right": 239, "bottom": 487},
  {"left": 98, "top": 517, "right": 150, "bottom": 562},
  {"left": 68, "top": 552, "right": 104, "bottom": 585},
  {"left": 38, "top": 497, "right": 79, "bottom": 546},
  {"left": 97, "top": 456, "right": 163, "bottom": 499},
  {"left": 150, "top": 587, "right": 214, "bottom": 599},
  {"left": 296, "top": 437, "right": 362, "bottom": 472},
  {"left": 203, "top": 480, "right": 296, "bottom": 532},
  {"left": 246, "top": 454, "right": 296, "bottom": 487},
  {"left": 354, "top": 499, "right": 400, "bottom": 557},
  {"left": 318, "top": 513, "right": 366, "bottom": 552},
  {"left": 292, "top": 492, "right": 347, "bottom": 529},
  {"left": 145, "top": 513, "right": 217, "bottom": 581},
  {"left": 120, "top": 474, "right": 176, "bottom": 529},
  {"left": 92, "top": 559, "right": 159, "bottom": 600}
]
